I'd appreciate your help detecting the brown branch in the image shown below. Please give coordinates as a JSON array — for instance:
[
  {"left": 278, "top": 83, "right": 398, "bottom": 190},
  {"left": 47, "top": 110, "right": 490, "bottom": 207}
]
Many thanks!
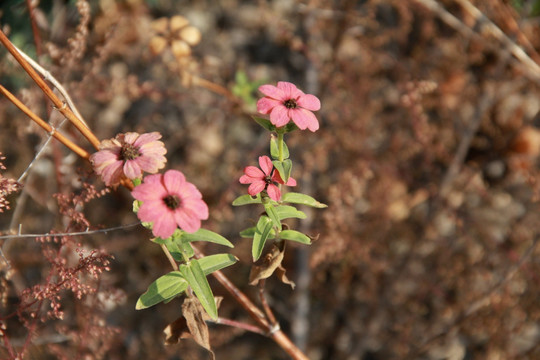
[
  {"left": 215, "top": 317, "right": 266, "bottom": 335},
  {"left": 192, "top": 246, "right": 309, "bottom": 360},
  {"left": 25, "top": 0, "right": 42, "bottom": 57},
  {"left": 0, "top": 85, "right": 90, "bottom": 160},
  {"left": 258, "top": 279, "right": 278, "bottom": 326},
  {"left": 0, "top": 29, "right": 100, "bottom": 150}
]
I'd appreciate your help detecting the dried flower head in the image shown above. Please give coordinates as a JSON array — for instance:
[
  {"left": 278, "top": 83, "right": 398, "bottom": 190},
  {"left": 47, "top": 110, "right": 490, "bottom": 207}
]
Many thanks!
[
  {"left": 239, "top": 156, "right": 296, "bottom": 201},
  {"left": 132, "top": 170, "right": 209, "bottom": 239},
  {"left": 149, "top": 15, "right": 202, "bottom": 59},
  {"left": 257, "top": 81, "right": 321, "bottom": 132},
  {"left": 90, "top": 132, "right": 167, "bottom": 186},
  {"left": 0, "top": 153, "right": 21, "bottom": 212}
]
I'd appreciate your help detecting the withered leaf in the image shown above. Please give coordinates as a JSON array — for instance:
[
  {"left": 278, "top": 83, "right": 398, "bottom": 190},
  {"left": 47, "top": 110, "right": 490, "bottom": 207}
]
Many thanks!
[{"left": 249, "top": 243, "right": 293, "bottom": 288}]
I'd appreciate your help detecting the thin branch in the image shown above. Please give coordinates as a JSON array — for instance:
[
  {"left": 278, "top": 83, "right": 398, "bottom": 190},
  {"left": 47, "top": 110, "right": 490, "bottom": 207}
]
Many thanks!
[
  {"left": 0, "top": 222, "right": 141, "bottom": 240},
  {"left": 411, "top": 0, "right": 540, "bottom": 83},
  {"left": 214, "top": 317, "right": 266, "bottom": 336},
  {"left": 0, "top": 85, "right": 90, "bottom": 160},
  {"left": 160, "top": 244, "right": 179, "bottom": 271},
  {"left": 25, "top": 0, "right": 43, "bottom": 57},
  {"left": 11, "top": 41, "right": 89, "bottom": 128},
  {"left": 258, "top": 279, "right": 278, "bottom": 326},
  {"left": 0, "top": 29, "right": 99, "bottom": 149}
]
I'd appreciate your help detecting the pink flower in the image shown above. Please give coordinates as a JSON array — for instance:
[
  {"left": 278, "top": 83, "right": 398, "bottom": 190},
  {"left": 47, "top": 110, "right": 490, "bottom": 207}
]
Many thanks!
[
  {"left": 91, "top": 132, "right": 167, "bottom": 186},
  {"left": 239, "top": 156, "right": 296, "bottom": 201},
  {"left": 132, "top": 170, "right": 209, "bottom": 238},
  {"left": 256, "top": 81, "right": 321, "bottom": 132}
]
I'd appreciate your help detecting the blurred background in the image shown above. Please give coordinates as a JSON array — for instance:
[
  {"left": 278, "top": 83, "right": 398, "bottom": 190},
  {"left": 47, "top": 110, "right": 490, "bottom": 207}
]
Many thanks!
[{"left": 2, "top": 0, "right": 540, "bottom": 359}]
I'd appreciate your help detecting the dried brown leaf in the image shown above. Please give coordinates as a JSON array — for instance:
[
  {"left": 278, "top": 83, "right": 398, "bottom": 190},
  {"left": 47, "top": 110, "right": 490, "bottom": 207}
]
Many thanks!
[{"left": 249, "top": 243, "right": 291, "bottom": 286}]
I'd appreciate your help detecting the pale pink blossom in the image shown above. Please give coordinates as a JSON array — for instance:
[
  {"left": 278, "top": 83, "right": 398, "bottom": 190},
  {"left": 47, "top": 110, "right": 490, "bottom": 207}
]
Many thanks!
[
  {"left": 256, "top": 81, "right": 321, "bottom": 132},
  {"left": 132, "top": 170, "right": 209, "bottom": 238},
  {"left": 239, "top": 156, "right": 296, "bottom": 201},
  {"left": 91, "top": 132, "right": 167, "bottom": 186}
]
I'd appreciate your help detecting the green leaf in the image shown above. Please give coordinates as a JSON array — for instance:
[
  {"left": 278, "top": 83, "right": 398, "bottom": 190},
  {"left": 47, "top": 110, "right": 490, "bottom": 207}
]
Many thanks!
[
  {"left": 253, "top": 116, "right": 275, "bottom": 132},
  {"left": 270, "top": 135, "right": 290, "bottom": 160},
  {"left": 252, "top": 216, "right": 274, "bottom": 261},
  {"left": 240, "top": 226, "right": 276, "bottom": 239},
  {"left": 164, "top": 236, "right": 185, "bottom": 262},
  {"left": 182, "top": 228, "right": 234, "bottom": 248},
  {"left": 272, "top": 159, "right": 292, "bottom": 182},
  {"left": 264, "top": 203, "right": 282, "bottom": 231},
  {"left": 232, "top": 194, "right": 262, "bottom": 206},
  {"left": 180, "top": 260, "right": 218, "bottom": 320},
  {"left": 132, "top": 178, "right": 142, "bottom": 187},
  {"left": 275, "top": 205, "right": 307, "bottom": 220},
  {"left": 281, "top": 192, "right": 327, "bottom": 208},
  {"left": 136, "top": 271, "right": 188, "bottom": 310},
  {"left": 198, "top": 254, "right": 238, "bottom": 275},
  {"left": 279, "top": 230, "right": 312, "bottom": 244}
]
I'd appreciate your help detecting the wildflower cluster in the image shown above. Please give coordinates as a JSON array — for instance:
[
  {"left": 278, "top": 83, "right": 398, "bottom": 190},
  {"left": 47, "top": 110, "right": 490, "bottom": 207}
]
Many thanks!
[{"left": 90, "top": 80, "right": 324, "bottom": 325}]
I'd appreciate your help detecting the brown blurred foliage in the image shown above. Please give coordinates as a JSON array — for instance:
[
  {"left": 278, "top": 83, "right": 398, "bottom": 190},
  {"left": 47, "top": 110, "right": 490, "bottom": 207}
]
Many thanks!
[{"left": 2, "top": 0, "right": 540, "bottom": 359}]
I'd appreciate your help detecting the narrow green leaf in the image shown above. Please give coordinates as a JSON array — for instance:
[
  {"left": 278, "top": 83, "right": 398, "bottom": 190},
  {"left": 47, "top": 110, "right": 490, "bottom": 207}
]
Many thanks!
[
  {"left": 281, "top": 192, "right": 328, "bottom": 208},
  {"left": 232, "top": 194, "right": 262, "bottom": 206},
  {"left": 252, "top": 216, "right": 274, "bottom": 261},
  {"left": 253, "top": 116, "right": 276, "bottom": 132},
  {"left": 182, "top": 228, "right": 234, "bottom": 248},
  {"left": 264, "top": 203, "right": 281, "bottom": 231},
  {"left": 180, "top": 260, "right": 218, "bottom": 320},
  {"left": 198, "top": 254, "right": 238, "bottom": 275},
  {"left": 275, "top": 205, "right": 307, "bottom": 220},
  {"left": 136, "top": 271, "right": 188, "bottom": 310},
  {"left": 279, "top": 230, "right": 312, "bottom": 244},
  {"left": 272, "top": 160, "right": 285, "bottom": 181},
  {"left": 164, "top": 237, "right": 185, "bottom": 262},
  {"left": 282, "top": 159, "right": 292, "bottom": 182},
  {"left": 240, "top": 226, "right": 256, "bottom": 238},
  {"left": 240, "top": 226, "right": 276, "bottom": 238},
  {"left": 270, "top": 135, "right": 290, "bottom": 160}
]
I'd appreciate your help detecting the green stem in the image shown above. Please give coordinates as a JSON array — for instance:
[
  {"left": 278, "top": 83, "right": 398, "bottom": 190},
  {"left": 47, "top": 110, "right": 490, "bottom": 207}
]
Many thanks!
[{"left": 277, "top": 131, "right": 284, "bottom": 162}]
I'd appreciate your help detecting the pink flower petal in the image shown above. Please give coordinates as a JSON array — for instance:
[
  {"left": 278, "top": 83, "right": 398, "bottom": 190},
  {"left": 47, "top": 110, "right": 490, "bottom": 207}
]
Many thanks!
[
  {"left": 152, "top": 211, "right": 178, "bottom": 238},
  {"left": 259, "top": 84, "right": 286, "bottom": 100},
  {"left": 123, "top": 160, "right": 142, "bottom": 179},
  {"left": 239, "top": 174, "right": 257, "bottom": 184},
  {"left": 266, "top": 184, "right": 281, "bottom": 201},
  {"left": 179, "top": 182, "right": 203, "bottom": 200},
  {"left": 133, "top": 132, "right": 162, "bottom": 147},
  {"left": 258, "top": 156, "right": 273, "bottom": 176},
  {"left": 163, "top": 170, "right": 186, "bottom": 192},
  {"left": 256, "top": 97, "right": 281, "bottom": 114},
  {"left": 174, "top": 209, "right": 200, "bottom": 233},
  {"left": 183, "top": 198, "right": 209, "bottom": 219},
  {"left": 248, "top": 181, "right": 266, "bottom": 196},
  {"left": 243, "top": 166, "right": 265, "bottom": 179},
  {"left": 136, "top": 199, "right": 168, "bottom": 222},
  {"left": 277, "top": 82, "right": 302, "bottom": 99},
  {"left": 290, "top": 108, "right": 319, "bottom": 131},
  {"left": 297, "top": 94, "right": 321, "bottom": 111},
  {"left": 269, "top": 105, "right": 290, "bottom": 127},
  {"left": 123, "top": 132, "right": 140, "bottom": 144},
  {"left": 285, "top": 176, "right": 297, "bottom": 186}
]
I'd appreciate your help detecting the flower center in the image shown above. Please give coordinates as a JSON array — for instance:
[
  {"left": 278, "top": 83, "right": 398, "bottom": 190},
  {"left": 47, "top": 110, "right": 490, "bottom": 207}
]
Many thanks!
[
  {"left": 163, "top": 195, "right": 181, "bottom": 210},
  {"left": 283, "top": 99, "right": 297, "bottom": 109},
  {"left": 120, "top": 143, "right": 141, "bottom": 161}
]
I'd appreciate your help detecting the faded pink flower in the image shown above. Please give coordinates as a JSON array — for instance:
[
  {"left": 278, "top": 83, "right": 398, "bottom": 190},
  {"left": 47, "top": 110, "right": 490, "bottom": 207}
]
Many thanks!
[
  {"left": 91, "top": 132, "right": 167, "bottom": 186},
  {"left": 239, "top": 156, "right": 296, "bottom": 201},
  {"left": 132, "top": 170, "right": 209, "bottom": 238},
  {"left": 256, "top": 81, "right": 321, "bottom": 132}
]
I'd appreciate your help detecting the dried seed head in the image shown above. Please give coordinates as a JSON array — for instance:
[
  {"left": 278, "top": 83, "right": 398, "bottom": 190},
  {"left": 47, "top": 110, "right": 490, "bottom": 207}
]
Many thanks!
[
  {"left": 180, "top": 26, "right": 201, "bottom": 46},
  {"left": 170, "top": 15, "right": 190, "bottom": 33},
  {"left": 149, "top": 36, "right": 168, "bottom": 55},
  {"left": 172, "top": 40, "right": 191, "bottom": 58}
]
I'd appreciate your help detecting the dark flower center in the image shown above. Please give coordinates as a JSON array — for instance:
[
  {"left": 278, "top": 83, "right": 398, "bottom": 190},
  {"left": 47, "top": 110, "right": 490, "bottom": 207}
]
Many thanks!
[
  {"left": 120, "top": 143, "right": 141, "bottom": 161},
  {"left": 163, "top": 195, "right": 181, "bottom": 210},
  {"left": 283, "top": 99, "right": 297, "bottom": 109}
]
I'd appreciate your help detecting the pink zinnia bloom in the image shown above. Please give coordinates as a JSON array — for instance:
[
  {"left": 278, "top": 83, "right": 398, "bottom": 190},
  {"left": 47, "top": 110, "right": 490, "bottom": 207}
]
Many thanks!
[
  {"left": 132, "top": 170, "right": 209, "bottom": 239},
  {"left": 239, "top": 156, "right": 296, "bottom": 201},
  {"left": 90, "top": 132, "right": 167, "bottom": 186},
  {"left": 256, "top": 81, "right": 321, "bottom": 132}
]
